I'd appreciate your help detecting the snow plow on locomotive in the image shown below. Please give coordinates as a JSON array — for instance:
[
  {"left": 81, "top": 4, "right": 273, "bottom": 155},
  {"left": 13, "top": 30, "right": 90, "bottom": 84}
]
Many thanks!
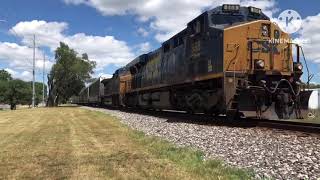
[{"left": 73, "top": 4, "right": 312, "bottom": 121}]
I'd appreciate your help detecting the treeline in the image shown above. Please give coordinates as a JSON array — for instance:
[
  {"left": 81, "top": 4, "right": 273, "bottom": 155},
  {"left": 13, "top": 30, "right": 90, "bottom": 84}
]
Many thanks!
[
  {"left": 309, "top": 83, "right": 320, "bottom": 89},
  {"left": 0, "top": 70, "right": 47, "bottom": 110}
]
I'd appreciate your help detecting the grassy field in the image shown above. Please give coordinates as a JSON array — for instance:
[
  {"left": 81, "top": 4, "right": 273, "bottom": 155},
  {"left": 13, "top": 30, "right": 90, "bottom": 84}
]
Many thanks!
[{"left": 0, "top": 107, "right": 251, "bottom": 179}]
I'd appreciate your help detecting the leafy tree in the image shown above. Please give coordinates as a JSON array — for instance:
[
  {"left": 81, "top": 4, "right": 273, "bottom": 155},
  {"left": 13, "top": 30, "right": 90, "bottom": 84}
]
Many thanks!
[
  {"left": 5, "top": 79, "right": 31, "bottom": 110},
  {"left": 0, "top": 69, "right": 12, "bottom": 81},
  {"left": 47, "top": 42, "right": 96, "bottom": 106},
  {"left": 0, "top": 69, "right": 11, "bottom": 103},
  {"left": 0, "top": 69, "right": 47, "bottom": 109},
  {"left": 0, "top": 80, "right": 8, "bottom": 103}
]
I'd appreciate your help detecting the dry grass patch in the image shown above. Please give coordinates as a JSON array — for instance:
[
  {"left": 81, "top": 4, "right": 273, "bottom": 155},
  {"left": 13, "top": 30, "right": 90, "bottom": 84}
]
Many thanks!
[{"left": 0, "top": 107, "right": 252, "bottom": 179}]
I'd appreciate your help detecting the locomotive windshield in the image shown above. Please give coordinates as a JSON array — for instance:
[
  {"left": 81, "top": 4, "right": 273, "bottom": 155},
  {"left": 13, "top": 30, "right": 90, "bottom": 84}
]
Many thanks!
[{"left": 210, "top": 14, "right": 244, "bottom": 26}]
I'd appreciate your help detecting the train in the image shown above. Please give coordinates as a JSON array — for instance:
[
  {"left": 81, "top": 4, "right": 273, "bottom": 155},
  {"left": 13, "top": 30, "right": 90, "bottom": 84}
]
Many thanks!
[{"left": 71, "top": 4, "right": 313, "bottom": 120}]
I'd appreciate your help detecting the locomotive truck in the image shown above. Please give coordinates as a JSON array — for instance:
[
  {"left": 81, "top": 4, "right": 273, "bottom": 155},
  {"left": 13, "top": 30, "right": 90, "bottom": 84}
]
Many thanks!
[{"left": 72, "top": 4, "right": 312, "bottom": 120}]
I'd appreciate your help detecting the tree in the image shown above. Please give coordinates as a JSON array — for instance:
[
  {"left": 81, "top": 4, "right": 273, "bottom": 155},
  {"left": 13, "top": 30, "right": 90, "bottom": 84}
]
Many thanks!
[
  {"left": 47, "top": 42, "right": 96, "bottom": 106},
  {"left": 0, "top": 69, "right": 12, "bottom": 81},
  {"left": 0, "top": 80, "right": 8, "bottom": 103},
  {"left": 0, "top": 69, "right": 47, "bottom": 109},
  {"left": 5, "top": 79, "right": 31, "bottom": 110},
  {"left": 0, "top": 69, "right": 11, "bottom": 103}
]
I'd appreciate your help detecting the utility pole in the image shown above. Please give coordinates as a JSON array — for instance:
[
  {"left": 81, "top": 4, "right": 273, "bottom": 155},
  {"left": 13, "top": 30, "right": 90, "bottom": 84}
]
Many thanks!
[
  {"left": 42, "top": 53, "right": 45, "bottom": 106},
  {"left": 32, "top": 34, "right": 36, "bottom": 108}
]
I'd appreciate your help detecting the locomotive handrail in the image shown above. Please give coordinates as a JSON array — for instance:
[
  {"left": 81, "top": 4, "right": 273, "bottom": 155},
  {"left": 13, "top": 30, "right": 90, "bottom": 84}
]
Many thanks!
[
  {"left": 262, "top": 79, "right": 301, "bottom": 97},
  {"left": 299, "top": 46, "right": 313, "bottom": 87},
  {"left": 226, "top": 44, "right": 240, "bottom": 71},
  {"left": 233, "top": 44, "right": 240, "bottom": 89},
  {"left": 249, "top": 41, "right": 253, "bottom": 70}
]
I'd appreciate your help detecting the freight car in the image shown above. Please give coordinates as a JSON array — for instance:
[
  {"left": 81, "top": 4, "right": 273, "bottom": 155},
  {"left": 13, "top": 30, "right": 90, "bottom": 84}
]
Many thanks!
[
  {"left": 72, "top": 78, "right": 105, "bottom": 105},
  {"left": 74, "top": 4, "right": 312, "bottom": 120}
]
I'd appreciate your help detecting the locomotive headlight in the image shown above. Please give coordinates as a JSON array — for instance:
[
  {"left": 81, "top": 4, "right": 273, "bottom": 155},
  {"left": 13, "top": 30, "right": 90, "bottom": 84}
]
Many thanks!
[
  {"left": 249, "top": 6, "right": 261, "bottom": 15},
  {"left": 255, "top": 59, "right": 265, "bottom": 69},
  {"left": 261, "top": 25, "right": 269, "bottom": 37}
]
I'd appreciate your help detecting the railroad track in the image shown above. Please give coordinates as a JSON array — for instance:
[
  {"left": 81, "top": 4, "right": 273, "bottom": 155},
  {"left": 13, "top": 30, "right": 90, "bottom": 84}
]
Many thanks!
[
  {"left": 87, "top": 105, "right": 320, "bottom": 135},
  {"left": 252, "top": 119, "right": 320, "bottom": 135}
]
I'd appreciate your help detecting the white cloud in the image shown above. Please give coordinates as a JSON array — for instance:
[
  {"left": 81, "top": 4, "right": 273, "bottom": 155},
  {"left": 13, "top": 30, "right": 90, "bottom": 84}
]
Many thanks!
[
  {"left": 10, "top": 20, "right": 67, "bottom": 49},
  {"left": 4, "top": 68, "right": 17, "bottom": 77},
  {"left": 4, "top": 68, "right": 32, "bottom": 81},
  {"left": 9, "top": 20, "right": 135, "bottom": 69},
  {"left": 0, "top": 42, "right": 44, "bottom": 70},
  {"left": 64, "top": 0, "right": 278, "bottom": 42},
  {"left": 96, "top": 72, "right": 113, "bottom": 79},
  {"left": 64, "top": 33, "right": 133, "bottom": 68},
  {"left": 138, "top": 42, "right": 152, "bottom": 54},
  {"left": 64, "top": 0, "right": 145, "bottom": 15},
  {"left": 63, "top": 0, "right": 86, "bottom": 5},
  {"left": 20, "top": 71, "right": 32, "bottom": 81},
  {"left": 0, "top": 20, "right": 134, "bottom": 83},
  {"left": 294, "top": 14, "right": 320, "bottom": 63},
  {"left": 137, "top": 27, "right": 149, "bottom": 37}
]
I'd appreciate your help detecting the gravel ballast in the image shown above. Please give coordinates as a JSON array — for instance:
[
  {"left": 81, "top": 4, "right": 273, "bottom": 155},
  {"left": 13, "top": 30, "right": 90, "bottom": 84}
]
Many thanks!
[{"left": 83, "top": 107, "right": 320, "bottom": 180}]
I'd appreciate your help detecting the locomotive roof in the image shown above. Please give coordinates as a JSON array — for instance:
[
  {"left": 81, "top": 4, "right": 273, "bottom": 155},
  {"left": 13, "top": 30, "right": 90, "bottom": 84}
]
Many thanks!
[
  {"left": 125, "top": 54, "right": 148, "bottom": 69},
  {"left": 209, "top": 6, "right": 269, "bottom": 21},
  {"left": 160, "top": 5, "right": 270, "bottom": 44},
  {"left": 207, "top": 5, "right": 269, "bottom": 29}
]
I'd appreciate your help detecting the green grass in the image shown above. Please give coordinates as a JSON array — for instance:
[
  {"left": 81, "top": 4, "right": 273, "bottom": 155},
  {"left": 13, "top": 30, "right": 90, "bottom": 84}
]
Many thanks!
[
  {"left": 130, "top": 130, "right": 252, "bottom": 179},
  {"left": 0, "top": 107, "right": 252, "bottom": 179}
]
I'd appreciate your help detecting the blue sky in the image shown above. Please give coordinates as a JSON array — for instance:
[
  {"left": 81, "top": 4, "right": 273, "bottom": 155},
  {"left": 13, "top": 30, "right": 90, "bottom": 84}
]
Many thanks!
[{"left": 0, "top": 0, "right": 319, "bottom": 83}]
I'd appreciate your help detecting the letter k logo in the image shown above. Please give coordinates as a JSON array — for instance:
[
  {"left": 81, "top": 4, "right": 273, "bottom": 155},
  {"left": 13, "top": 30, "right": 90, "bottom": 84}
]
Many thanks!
[{"left": 286, "top": 16, "right": 294, "bottom": 27}]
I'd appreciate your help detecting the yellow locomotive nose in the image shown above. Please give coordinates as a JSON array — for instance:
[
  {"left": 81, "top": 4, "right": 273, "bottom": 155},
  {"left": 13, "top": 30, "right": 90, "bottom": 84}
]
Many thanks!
[
  {"left": 224, "top": 20, "right": 292, "bottom": 74},
  {"left": 222, "top": 15, "right": 311, "bottom": 120}
]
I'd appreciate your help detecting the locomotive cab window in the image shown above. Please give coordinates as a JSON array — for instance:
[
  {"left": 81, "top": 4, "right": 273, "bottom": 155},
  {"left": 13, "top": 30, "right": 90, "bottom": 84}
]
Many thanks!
[
  {"left": 173, "top": 36, "right": 184, "bottom": 48},
  {"left": 189, "top": 15, "right": 205, "bottom": 35},
  {"left": 210, "top": 14, "right": 244, "bottom": 25},
  {"left": 195, "top": 21, "right": 201, "bottom": 33}
]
